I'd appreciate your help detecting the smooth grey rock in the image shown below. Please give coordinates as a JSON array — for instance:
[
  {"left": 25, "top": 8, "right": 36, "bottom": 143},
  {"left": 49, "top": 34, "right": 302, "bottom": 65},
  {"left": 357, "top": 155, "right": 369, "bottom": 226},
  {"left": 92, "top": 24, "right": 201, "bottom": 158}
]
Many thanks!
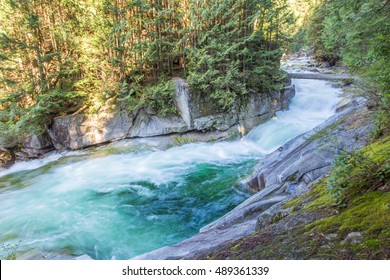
[
  {"left": 342, "top": 232, "right": 363, "bottom": 245},
  {"left": 174, "top": 78, "right": 192, "bottom": 128},
  {"left": 132, "top": 98, "right": 372, "bottom": 260},
  {"left": 129, "top": 111, "right": 188, "bottom": 137},
  {"left": 193, "top": 113, "right": 238, "bottom": 131},
  {"left": 45, "top": 78, "right": 295, "bottom": 150},
  {"left": 132, "top": 219, "right": 257, "bottom": 260},
  {"left": 49, "top": 112, "right": 133, "bottom": 150},
  {"left": 255, "top": 203, "right": 289, "bottom": 230}
]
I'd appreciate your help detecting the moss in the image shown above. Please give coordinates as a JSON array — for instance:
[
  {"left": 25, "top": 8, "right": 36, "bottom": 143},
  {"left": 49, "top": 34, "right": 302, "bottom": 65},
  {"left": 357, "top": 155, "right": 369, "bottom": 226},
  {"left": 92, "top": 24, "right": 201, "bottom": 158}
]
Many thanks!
[
  {"left": 204, "top": 136, "right": 390, "bottom": 260},
  {"left": 325, "top": 136, "right": 390, "bottom": 204},
  {"left": 174, "top": 136, "right": 194, "bottom": 145},
  {"left": 283, "top": 179, "right": 334, "bottom": 211},
  {"left": 229, "top": 130, "right": 240, "bottom": 140},
  {"left": 305, "top": 180, "right": 335, "bottom": 210},
  {"left": 230, "top": 243, "right": 242, "bottom": 252},
  {"left": 206, "top": 136, "right": 217, "bottom": 142},
  {"left": 363, "top": 136, "right": 390, "bottom": 163},
  {"left": 362, "top": 239, "right": 381, "bottom": 249},
  {"left": 306, "top": 191, "right": 390, "bottom": 237},
  {"left": 270, "top": 212, "right": 288, "bottom": 224},
  {"left": 282, "top": 196, "right": 303, "bottom": 209}
]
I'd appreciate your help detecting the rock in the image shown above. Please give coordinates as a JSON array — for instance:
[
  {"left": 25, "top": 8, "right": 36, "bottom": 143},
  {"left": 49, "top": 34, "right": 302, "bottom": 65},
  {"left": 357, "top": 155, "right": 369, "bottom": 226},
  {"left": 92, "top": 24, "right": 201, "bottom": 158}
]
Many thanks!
[
  {"left": 129, "top": 110, "right": 188, "bottom": 138},
  {"left": 378, "top": 185, "right": 390, "bottom": 192},
  {"left": 21, "top": 249, "right": 94, "bottom": 260},
  {"left": 145, "top": 106, "right": 157, "bottom": 115},
  {"left": 238, "top": 93, "right": 273, "bottom": 133},
  {"left": 174, "top": 78, "right": 192, "bottom": 128},
  {"left": 193, "top": 113, "right": 238, "bottom": 131},
  {"left": 132, "top": 98, "right": 372, "bottom": 260},
  {"left": 49, "top": 112, "right": 134, "bottom": 150},
  {"left": 19, "top": 133, "right": 54, "bottom": 159},
  {"left": 342, "top": 232, "right": 363, "bottom": 245},
  {"left": 256, "top": 205, "right": 289, "bottom": 230},
  {"left": 247, "top": 173, "right": 266, "bottom": 193},
  {"left": 270, "top": 83, "right": 296, "bottom": 112},
  {"left": 325, "top": 233, "right": 338, "bottom": 241},
  {"left": 297, "top": 49, "right": 307, "bottom": 58},
  {"left": 47, "top": 78, "right": 295, "bottom": 150}
]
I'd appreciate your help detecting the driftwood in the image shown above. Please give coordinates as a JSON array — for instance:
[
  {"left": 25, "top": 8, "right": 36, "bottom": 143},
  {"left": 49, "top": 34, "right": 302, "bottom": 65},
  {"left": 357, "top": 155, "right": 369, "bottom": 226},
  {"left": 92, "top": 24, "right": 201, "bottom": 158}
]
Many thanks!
[{"left": 288, "top": 72, "right": 353, "bottom": 81}]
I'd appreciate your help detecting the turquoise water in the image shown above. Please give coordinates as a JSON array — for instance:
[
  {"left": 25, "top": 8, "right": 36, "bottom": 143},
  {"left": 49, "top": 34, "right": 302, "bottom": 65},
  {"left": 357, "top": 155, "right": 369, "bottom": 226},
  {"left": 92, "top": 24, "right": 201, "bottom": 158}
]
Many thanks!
[{"left": 0, "top": 79, "right": 342, "bottom": 259}]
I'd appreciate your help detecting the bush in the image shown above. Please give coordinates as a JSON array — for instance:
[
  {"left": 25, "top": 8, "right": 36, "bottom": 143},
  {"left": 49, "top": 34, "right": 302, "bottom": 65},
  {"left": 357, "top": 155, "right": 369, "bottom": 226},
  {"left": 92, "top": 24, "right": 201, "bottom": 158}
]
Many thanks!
[
  {"left": 143, "top": 80, "right": 177, "bottom": 116},
  {"left": 327, "top": 145, "right": 390, "bottom": 206}
]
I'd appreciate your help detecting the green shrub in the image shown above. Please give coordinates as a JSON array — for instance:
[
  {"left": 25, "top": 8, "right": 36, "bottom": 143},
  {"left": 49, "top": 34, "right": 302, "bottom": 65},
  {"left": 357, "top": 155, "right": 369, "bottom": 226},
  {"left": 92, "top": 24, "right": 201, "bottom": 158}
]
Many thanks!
[
  {"left": 143, "top": 80, "right": 177, "bottom": 116},
  {"left": 326, "top": 147, "right": 390, "bottom": 206}
]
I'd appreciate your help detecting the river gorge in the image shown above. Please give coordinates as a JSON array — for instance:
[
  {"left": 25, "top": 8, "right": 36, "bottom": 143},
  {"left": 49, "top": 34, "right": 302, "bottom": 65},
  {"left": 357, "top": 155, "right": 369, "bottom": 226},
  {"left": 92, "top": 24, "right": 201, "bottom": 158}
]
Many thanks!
[{"left": 0, "top": 62, "right": 347, "bottom": 260}]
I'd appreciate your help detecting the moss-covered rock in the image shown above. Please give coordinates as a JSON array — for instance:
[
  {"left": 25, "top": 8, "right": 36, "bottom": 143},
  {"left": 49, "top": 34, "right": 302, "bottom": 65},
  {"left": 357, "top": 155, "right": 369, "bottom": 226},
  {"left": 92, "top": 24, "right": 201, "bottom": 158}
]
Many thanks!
[{"left": 202, "top": 137, "right": 390, "bottom": 260}]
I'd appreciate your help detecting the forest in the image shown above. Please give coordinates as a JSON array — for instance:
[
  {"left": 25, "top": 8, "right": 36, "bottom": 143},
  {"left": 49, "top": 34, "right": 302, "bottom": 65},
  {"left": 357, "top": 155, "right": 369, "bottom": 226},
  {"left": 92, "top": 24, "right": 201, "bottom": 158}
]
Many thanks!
[
  {"left": 0, "top": 0, "right": 389, "bottom": 262},
  {"left": 0, "top": 0, "right": 389, "bottom": 148},
  {"left": 303, "top": 0, "right": 389, "bottom": 137},
  {"left": 0, "top": 0, "right": 294, "bottom": 147}
]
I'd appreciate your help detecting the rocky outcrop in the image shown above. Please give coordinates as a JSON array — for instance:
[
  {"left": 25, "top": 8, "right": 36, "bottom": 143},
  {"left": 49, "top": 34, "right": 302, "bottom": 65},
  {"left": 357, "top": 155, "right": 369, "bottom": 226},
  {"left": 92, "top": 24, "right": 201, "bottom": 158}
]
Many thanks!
[
  {"left": 49, "top": 112, "right": 134, "bottom": 150},
  {"left": 132, "top": 98, "right": 372, "bottom": 260},
  {"left": 174, "top": 77, "right": 295, "bottom": 134},
  {"left": 45, "top": 78, "right": 295, "bottom": 150},
  {"left": 13, "top": 133, "right": 54, "bottom": 162},
  {"left": 1, "top": 78, "right": 294, "bottom": 160}
]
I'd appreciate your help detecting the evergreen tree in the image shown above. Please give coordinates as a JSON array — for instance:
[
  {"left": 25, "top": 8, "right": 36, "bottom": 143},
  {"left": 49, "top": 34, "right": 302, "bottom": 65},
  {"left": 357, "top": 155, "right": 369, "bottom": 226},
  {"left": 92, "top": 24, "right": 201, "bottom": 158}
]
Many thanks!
[{"left": 0, "top": 0, "right": 295, "bottom": 147}]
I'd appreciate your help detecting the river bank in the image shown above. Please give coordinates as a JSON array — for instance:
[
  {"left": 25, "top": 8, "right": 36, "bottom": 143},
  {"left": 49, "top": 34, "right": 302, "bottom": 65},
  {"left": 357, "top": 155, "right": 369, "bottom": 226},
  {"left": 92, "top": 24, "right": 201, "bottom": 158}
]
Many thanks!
[
  {"left": 0, "top": 55, "right": 350, "bottom": 260},
  {"left": 132, "top": 56, "right": 388, "bottom": 260},
  {"left": 0, "top": 76, "right": 295, "bottom": 169},
  {"left": 132, "top": 85, "right": 371, "bottom": 260}
]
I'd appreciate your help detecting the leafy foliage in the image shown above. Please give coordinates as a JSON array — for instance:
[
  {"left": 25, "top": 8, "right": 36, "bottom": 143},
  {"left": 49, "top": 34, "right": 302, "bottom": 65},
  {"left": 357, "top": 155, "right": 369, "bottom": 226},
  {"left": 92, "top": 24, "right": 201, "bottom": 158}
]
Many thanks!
[
  {"left": 326, "top": 138, "right": 390, "bottom": 205},
  {"left": 305, "top": 0, "right": 390, "bottom": 137},
  {"left": 0, "top": 0, "right": 295, "bottom": 147}
]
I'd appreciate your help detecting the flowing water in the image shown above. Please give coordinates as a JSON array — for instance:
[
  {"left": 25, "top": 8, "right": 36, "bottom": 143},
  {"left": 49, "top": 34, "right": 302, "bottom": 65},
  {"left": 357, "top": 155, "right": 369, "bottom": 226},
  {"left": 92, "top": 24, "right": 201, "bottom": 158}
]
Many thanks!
[{"left": 0, "top": 79, "right": 342, "bottom": 260}]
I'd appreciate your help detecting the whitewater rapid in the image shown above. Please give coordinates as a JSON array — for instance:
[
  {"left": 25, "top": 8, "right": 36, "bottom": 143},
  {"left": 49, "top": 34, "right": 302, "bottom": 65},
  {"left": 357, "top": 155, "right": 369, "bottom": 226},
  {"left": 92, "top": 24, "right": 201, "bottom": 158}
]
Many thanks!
[{"left": 0, "top": 79, "right": 342, "bottom": 259}]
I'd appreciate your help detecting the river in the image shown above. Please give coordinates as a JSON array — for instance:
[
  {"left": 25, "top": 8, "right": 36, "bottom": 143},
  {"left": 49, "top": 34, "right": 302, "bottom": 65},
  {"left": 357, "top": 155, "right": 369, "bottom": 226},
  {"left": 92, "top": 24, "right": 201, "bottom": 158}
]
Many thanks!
[{"left": 0, "top": 78, "right": 342, "bottom": 260}]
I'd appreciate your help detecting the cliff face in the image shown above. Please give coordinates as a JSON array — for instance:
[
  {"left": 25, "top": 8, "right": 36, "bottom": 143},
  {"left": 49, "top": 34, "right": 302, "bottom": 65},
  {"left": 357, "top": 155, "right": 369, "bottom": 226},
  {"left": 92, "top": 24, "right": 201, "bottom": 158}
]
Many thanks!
[{"left": 12, "top": 78, "right": 294, "bottom": 160}]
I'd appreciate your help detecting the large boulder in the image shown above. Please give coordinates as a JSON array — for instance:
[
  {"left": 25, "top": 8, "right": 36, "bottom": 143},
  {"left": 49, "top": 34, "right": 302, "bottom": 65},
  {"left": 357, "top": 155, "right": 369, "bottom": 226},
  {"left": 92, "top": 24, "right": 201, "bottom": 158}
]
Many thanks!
[{"left": 49, "top": 112, "right": 133, "bottom": 150}]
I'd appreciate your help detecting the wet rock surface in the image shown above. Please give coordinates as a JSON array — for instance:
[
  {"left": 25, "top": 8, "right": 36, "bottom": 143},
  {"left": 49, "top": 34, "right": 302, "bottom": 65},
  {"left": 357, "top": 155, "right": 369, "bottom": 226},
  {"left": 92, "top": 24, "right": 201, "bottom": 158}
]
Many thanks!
[{"left": 132, "top": 97, "right": 373, "bottom": 260}]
